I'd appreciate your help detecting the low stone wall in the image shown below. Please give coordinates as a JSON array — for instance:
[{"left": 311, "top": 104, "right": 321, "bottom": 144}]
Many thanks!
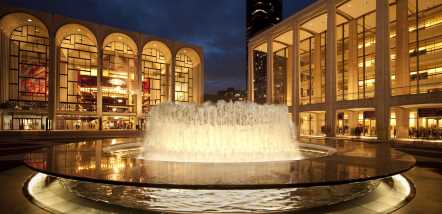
[{"left": 0, "top": 130, "right": 143, "bottom": 143}]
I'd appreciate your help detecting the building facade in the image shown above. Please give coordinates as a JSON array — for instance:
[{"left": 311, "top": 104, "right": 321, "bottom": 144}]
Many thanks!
[
  {"left": 248, "top": 0, "right": 442, "bottom": 141},
  {"left": 0, "top": 4, "right": 204, "bottom": 131},
  {"left": 247, "top": 0, "right": 282, "bottom": 103}
]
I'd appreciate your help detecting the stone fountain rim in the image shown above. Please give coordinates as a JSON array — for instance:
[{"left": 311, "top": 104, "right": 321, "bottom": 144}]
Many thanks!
[{"left": 23, "top": 139, "right": 416, "bottom": 190}]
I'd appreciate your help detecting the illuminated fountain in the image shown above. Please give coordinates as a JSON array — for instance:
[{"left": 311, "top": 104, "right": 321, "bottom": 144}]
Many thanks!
[
  {"left": 143, "top": 102, "right": 303, "bottom": 163},
  {"left": 23, "top": 102, "right": 416, "bottom": 213}
]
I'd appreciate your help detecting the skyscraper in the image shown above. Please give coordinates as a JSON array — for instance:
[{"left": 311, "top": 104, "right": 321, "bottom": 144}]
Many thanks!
[
  {"left": 247, "top": 0, "right": 282, "bottom": 39},
  {"left": 246, "top": 0, "right": 282, "bottom": 102}
]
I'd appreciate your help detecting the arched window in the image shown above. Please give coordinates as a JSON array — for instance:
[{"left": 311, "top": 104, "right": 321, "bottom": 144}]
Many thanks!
[
  {"left": 102, "top": 35, "right": 137, "bottom": 113},
  {"left": 175, "top": 54, "right": 193, "bottom": 103},
  {"left": 58, "top": 33, "right": 98, "bottom": 112},
  {"left": 142, "top": 45, "right": 169, "bottom": 111},
  {"left": 9, "top": 25, "right": 49, "bottom": 107}
]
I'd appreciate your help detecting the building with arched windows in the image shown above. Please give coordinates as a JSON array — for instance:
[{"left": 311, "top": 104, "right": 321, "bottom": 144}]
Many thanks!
[
  {"left": 248, "top": 0, "right": 442, "bottom": 141},
  {"left": 0, "top": 4, "right": 204, "bottom": 131}
]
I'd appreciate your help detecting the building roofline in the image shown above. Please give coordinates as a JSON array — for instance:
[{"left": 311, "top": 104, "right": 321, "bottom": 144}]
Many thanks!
[
  {"left": 0, "top": 2, "right": 203, "bottom": 51},
  {"left": 248, "top": 0, "right": 349, "bottom": 47}
]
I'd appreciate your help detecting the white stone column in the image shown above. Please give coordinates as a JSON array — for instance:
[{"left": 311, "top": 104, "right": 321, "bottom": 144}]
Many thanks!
[
  {"left": 395, "top": 0, "right": 410, "bottom": 95},
  {"left": 396, "top": 107, "right": 409, "bottom": 138},
  {"left": 375, "top": 0, "right": 391, "bottom": 141},
  {"left": 266, "top": 37, "right": 273, "bottom": 104},
  {"left": 326, "top": 0, "right": 337, "bottom": 137},
  {"left": 48, "top": 31, "right": 57, "bottom": 130},
  {"left": 292, "top": 22, "right": 300, "bottom": 138},
  {"left": 348, "top": 19, "right": 359, "bottom": 100}
]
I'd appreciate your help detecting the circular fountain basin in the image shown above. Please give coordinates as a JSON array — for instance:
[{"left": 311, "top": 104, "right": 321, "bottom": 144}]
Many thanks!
[
  {"left": 24, "top": 138, "right": 415, "bottom": 189},
  {"left": 23, "top": 138, "right": 415, "bottom": 213}
]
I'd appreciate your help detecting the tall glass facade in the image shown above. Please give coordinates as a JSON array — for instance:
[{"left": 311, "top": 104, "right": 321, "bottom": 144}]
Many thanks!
[
  {"left": 299, "top": 32, "right": 326, "bottom": 105},
  {"left": 5, "top": 24, "right": 49, "bottom": 130},
  {"left": 0, "top": 12, "right": 203, "bottom": 131},
  {"left": 272, "top": 30, "right": 293, "bottom": 108},
  {"left": 9, "top": 25, "right": 49, "bottom": 107},
  {"left": 175, "top": 54, "right": 193, "bottom": 103},
  {"left": 336, "top": 23, "right": 350, "bottom": 101},
  {"left": 357, "top": 11, "right": 376, "bottom": 99},
  {"left": 407, "top": 1, "right": 442, "bottom": 94},
  {"left": 142, "top": 48, "right": 168, "bottom": 111},
  {"left": 252, "top": 43, "right": 268, "bottom": 104},
  {"left": 58, "top": 34, "right": 97, "bottom": 112},
  {"left": 102, "top": 41, "right": 136, "bottom": 113}
]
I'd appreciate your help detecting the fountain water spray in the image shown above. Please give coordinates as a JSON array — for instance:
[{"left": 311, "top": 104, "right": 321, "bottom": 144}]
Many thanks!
[{"left": 144, "top": 101, "right": 302, "bottom": 162}]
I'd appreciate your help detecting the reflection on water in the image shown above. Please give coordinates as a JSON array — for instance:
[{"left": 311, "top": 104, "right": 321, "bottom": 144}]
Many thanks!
[
  {"left": 24, "top": 138, "right": 415, "bottom": 187},
  {"left": 60, "top": 176, "right": 380, "bottom": 213}
]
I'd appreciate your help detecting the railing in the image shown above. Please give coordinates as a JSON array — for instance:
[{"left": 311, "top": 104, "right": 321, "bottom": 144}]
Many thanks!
[{"left": 392, "top": 82, "right": 442, "bottom": 96}]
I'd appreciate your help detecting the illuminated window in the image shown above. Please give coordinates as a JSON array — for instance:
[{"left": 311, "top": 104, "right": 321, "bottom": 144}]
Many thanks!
[
  {"left": 59, "top": 34, "right": 98, "bottom": 112},
  {"left": 102, "top": 41, "right": 136, "bottom": 113},
  {"left": 142, "top": 48, "right": 167, "bottom": 111},
  {"left": 408, "top": 1, "right": 442, "bottom": 94},
  {"left": 337, "top": 23, "right": 350, "bottom": 101},
  {"left": 253, "top": 43, "right": 268, "bottom": 104},
  {"left": 9, "top": 25, "right": 49, "bottom": 107},
  {"left": 175, "top": 54, "right": 193, "bottom": 103},
  {"left": 357, "top": 11, "right": 376, "bottom": 99},
  {"left": 299, "top": 112, "right": 325, "bottom": 136},
  {"left": 272, "top": 30, "right": 293, "bottom": 108}
]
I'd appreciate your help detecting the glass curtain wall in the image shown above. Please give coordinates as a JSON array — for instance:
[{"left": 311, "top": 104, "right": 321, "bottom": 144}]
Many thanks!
[
  {"left": 272, "top": 31, "right": 293, "bottom": 109},
  {"left": 357, "top": 11, "right": 376, "bottom": 99},
  {"left": 408, "top": 1, "right": 442, "bottom": 94},
  {"left": 299, "top": 30, "right": 326, "bottom": 105},
  {"left": 6, "top": 24, "right": 49, "bottom": 130},
  {"left": 300, "top": 112, "right": 326, "bottom": 136},
  {"left": 102, "top": 41, "right": 136, "bottom": 113},
  {"left": 299, "top": 35, "right": 314, "bottom": 105},
  {"left": 142, "top": 48, "right": 168, "bottom": 111},
  {"left": 9, "top": 25, "right": 49, "bottom": 108},
  {"left": 252, "top": 43, "right": 268, "bottom": 104},
  {"left": 336, "top": 23, "right": 350, "bottom": 101},
  {"left": 175, "top": 54, "right": 193, "bottom": 103},
  {"left": 58, "top": 34, "right": 98, "bottom": 112}
]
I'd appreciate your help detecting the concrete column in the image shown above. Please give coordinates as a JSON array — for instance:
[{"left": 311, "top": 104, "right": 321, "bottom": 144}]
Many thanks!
[
  {"left": 395, "top": 0, "right": 410, "bottom": 95},
  {"left": 48, "top": 31, "right": 57, "bottom": 130},
  {"left": 348, "top": 20, "right": 359, "bottom": 100},
  {"left": 136, "top": 51, "right": 143, "bottom": 123},
  {"left": 375, "top": 0, "right": 391, "bottom": 141},
  {"left": 287, "top": 47, "right": 293, "bottom": 107},
  {"left": 170, "top": 49, "right": 176, "bottom": 102},
  {"left": 292, "top": 23, "right": 301, "bottom": 138},
  {"left": 0, "top": 32, "right": 9, "bottom": 103},
  {"left": 97, "top": 47, "right": 103, "bottom": 130},
  {"left": 198, "top": 62, "right": 204, "bottom": 103},
  {"left": 396, "top": 107, "right": 409, "bottom": 138},
  {"left": 313, "top": 35, "right": 322, "bottom": 103},
  {"left": 266, "top": 37, "right": 273, "bottom": 103},
  {"left": 326, "top": 0, "right": 337, "bottom": 137},
  {"left": 248, "top": 45, "right": 254, "bottom": 101}
]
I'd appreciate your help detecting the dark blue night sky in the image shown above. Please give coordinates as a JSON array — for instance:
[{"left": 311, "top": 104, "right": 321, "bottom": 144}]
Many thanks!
[{"left": 5, "top": 0, "right": 315, "bottom": 94}]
